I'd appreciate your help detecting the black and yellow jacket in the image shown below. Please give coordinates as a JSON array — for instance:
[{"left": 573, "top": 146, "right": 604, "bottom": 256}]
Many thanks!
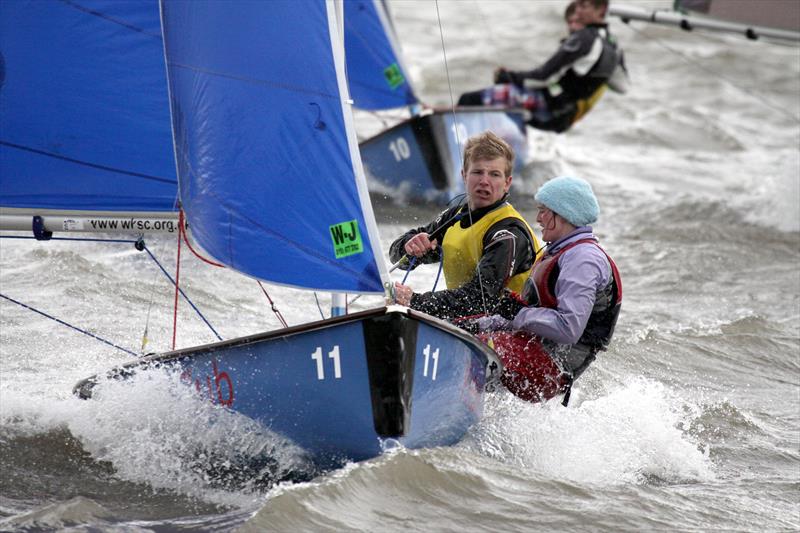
[
  {"left": 500, "top": 23, "right": 623, "bottom": 133},
  {"left": 389, "top": 196, "right": 540, "bottom": 321}
]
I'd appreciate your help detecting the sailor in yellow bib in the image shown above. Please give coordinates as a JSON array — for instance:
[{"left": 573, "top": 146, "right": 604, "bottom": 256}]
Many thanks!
[
  {"left": 442, "top": 202, "right": 534, "bottom": 294},
  {"left": 389, "top": 131, "right": 541, "bottom": 321}
]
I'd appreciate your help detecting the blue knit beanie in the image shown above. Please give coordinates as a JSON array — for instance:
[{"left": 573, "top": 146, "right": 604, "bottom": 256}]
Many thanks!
[{"left": 535, "top": 176, "right": 599, "bottom": 227}]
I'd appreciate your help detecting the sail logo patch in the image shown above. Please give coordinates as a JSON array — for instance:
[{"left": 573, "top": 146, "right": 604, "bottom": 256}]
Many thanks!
[
  {"left": 383, "top": 63, "right": 405, "bottom": 89},
  {"left": 330, "top": 219, "right": 364, "bottom": 258}
]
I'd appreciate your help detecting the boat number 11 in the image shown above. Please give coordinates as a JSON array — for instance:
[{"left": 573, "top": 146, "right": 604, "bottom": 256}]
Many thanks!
[
  {"left": 312, "top": 346, "right": 341, "bottom": 380},
  {"left": 423, "top": 344, "right": 439, "bottom": 380}
]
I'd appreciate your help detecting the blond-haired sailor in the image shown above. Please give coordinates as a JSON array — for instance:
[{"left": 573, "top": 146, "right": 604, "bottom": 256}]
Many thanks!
[{"left": 389, "top": 131, "right": 540, "bottom": 321}]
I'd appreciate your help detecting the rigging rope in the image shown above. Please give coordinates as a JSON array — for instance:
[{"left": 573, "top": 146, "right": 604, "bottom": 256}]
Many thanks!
[
  {"left": 0, "top": 234, "right": 223, "bottom": 347},
  {"left": 175, "top": 210, "right": 287, "bottom": 329},
  {"left": 433, "top": 1, "right": 459, "bottom": 126},
  {"left": 171, "top": 213, "right": 184, "bottom": 350},
  {"left": 257, "top": 281, "right": 288, "bottom": 328},
  {"left": 179, "top": 210, "right": 225, "bottom": 267},
  {"left": 139, "top": 243, "right": 222, "bottom": 341},
  {"left": 140, "top": 236, "right": 159, "bottom": 355},
  {"left": 0, "top": 292, "right": 138, "bottom": 357},
  {"left": 434, "top": 0, "right": 490, "bottom": 316},
  {"left": 622, "top": 21, "right": 800, "bottom": 123},
  {"left": 399, "top": 256, "right": 417, "bottom": 286}
]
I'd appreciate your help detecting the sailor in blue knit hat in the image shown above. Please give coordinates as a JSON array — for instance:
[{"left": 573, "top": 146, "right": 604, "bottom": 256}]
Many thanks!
[{"left": 476, "top": 175, "right": 623, "bottom": 406}]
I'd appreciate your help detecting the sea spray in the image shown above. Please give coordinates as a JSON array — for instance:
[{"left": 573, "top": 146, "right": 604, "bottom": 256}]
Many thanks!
[{"left": 468, "top": 378, "right": 714, "bottom": 485}]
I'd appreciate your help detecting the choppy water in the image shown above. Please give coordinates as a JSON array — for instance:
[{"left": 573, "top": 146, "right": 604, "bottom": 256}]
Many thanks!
[{"left": 1, "top": 1, "right": 799, "bottom": 531}]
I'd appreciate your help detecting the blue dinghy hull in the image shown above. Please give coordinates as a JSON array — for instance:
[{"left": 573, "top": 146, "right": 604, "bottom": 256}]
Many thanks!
[
  {"left": 74, "top": 306, "right": 501, "bottom": 468},
  {"left": 360, "top": 107, "right": 529, "bottom": 204}
]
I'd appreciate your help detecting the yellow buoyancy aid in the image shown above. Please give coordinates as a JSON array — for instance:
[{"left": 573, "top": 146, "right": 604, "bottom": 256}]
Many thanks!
[
  {"left": 441, "top": 203, "right": 538, "bottom": 293},
  {"left": 573, "top": 84, "right": 607, "bottom": 124}
]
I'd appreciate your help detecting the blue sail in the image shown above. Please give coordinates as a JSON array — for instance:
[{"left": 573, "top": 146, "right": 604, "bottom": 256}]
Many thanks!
[
  {"left": 160, "top": 0, "right": 387, "bottom": 294},
  {"left": 344, "top": 0, "right": 418, "bottom": 110},
  {"left": 0, "top": 0, "right": 407, "bottom": 214},
  {"left": 0, "top": 0, "right": 177, "bottom": 213}
]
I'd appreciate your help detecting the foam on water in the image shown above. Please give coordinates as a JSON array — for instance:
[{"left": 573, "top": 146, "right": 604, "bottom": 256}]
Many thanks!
[
  {"left": 467, "top": 378, "right": 714, "bottom": 486},
  {"left": 737, "top": 150, "right": 800, "bottom": 233},
  {"left": 0, "top": 366, "right": 314, "bottom": 508},
  {"left": 77, "top": 370, "right": 315, "bottom": 504}
]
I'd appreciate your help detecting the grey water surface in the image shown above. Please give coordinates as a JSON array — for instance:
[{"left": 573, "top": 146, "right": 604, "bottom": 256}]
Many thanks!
[{"left": 1, "top": 1, "right": 798, "bottom": 531}]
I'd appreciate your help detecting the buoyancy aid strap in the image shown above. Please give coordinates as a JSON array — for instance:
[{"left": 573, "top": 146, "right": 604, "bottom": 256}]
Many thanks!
[
  {"left": 607, "top": 250, "right": 623, "bottom": 302},
  {"left": 561, "top": 378, "right": 573, "bottom": 406},
  {"left": 533, "top": 238, "right": 622, "bottom": 308},
  {"left": 532, "top": 238, "right": 598, "bottom": 308}
]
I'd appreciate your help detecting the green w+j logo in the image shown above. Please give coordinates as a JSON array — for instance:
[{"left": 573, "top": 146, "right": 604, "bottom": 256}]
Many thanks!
[
  {"left": 383, "top": 63, "right": 405, "bottom": 90},
  {"left": 330, "top": 220, "right": 364, "bottom": 259}
]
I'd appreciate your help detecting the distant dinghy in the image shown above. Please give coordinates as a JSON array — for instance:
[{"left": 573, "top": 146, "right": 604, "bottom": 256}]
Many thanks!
[{"left": 346, "top": 0, "right": 529, "bottom": 204}]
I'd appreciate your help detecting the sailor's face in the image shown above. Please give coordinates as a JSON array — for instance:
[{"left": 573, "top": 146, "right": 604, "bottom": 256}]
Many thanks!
[
  {"left": 567, "top": 12, "right": 583, "bottom": 33},
  {"left": 536, "top": 204, "right": 558, "bottom": 242},
  {"left": 462, "top": 157, "right": 511, "bottom": 210},
  {"left": 575, "top": 0, "right": 605, "bottom": 25}
]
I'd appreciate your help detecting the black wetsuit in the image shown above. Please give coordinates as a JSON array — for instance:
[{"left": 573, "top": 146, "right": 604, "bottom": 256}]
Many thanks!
[
  {"left": 459, "top": 23, "right": 623, "bottom": 133},
  {"left": 389, "top": 196, "right": 537, "bottom": 321}
]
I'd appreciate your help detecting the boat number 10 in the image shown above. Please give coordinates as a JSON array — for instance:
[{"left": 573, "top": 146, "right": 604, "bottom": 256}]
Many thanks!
[
  {"left": 312, "top": 346, "right": 341, "bottom": 380},
  {"left": 388, "top": 137, "right": 411, "bottom": 161},
  {"left": 423, "top": 344, "right": 439, "bottom": 380}
]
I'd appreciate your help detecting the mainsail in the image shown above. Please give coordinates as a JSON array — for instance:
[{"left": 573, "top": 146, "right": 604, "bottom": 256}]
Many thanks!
[
  {"left": 160, "top": 0, "right": 388, "bottom": 293},
  {"left": 1, "top": 0, "right": 388, "bottom": 293},
  {"left": 0, "top": 0, "right": 414, "bottom": 221},
  {"left": 0, "top": 0, "right": 177, "bottom": 214}
]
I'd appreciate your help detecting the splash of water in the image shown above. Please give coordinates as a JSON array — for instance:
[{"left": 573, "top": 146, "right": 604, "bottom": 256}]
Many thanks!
[{"left": 469, "top": 377, "right": 715, "bottom": 486}]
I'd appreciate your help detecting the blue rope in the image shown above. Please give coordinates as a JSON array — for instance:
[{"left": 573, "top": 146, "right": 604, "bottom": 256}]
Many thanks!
[
  {"left": 400, "top": 256, "right": 417, "bottom": 285},
  {"left": 400, "top": 249, "right": 444, "bottom": 294},
  {"left": 140, "top": 244, "right": 222, "bottom": 341},
  {"left": 0, "top": 234, "right": 222, "bottom": 341},
  {"left": 0, "top": 293, "right": 138, "bottom": 357}
]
